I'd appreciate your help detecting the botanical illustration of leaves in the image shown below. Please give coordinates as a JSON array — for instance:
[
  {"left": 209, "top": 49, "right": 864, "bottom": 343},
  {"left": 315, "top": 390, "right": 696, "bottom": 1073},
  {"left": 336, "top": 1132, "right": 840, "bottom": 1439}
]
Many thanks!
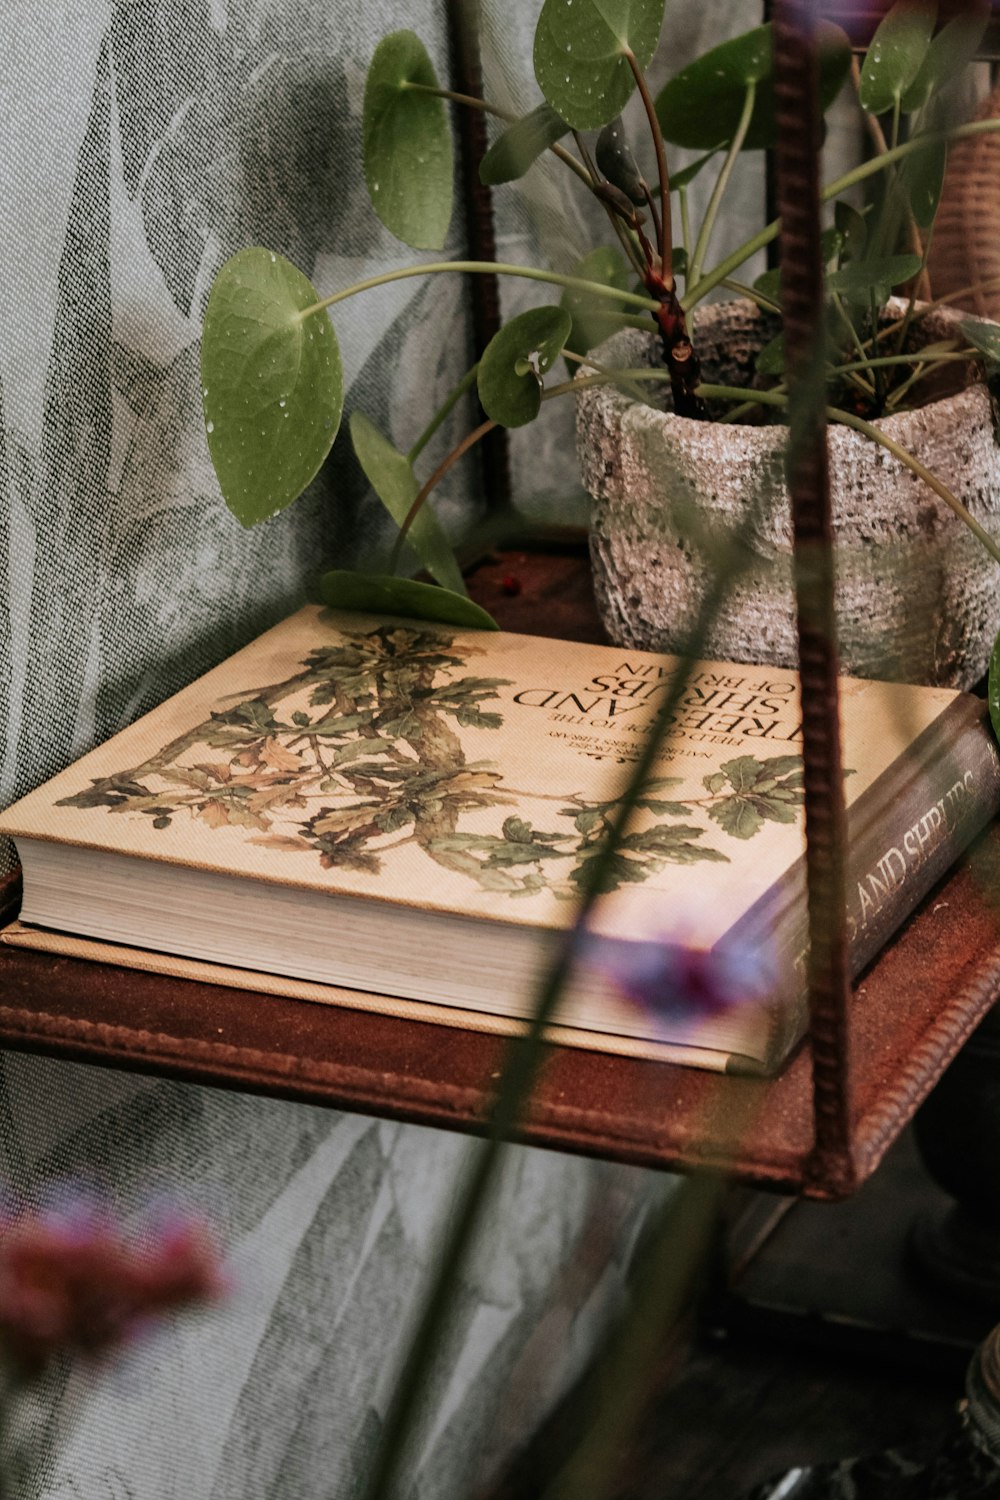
[
  {"left": 374, "top": 805, "right": 415, "bottom": 835},
  {"left": 249, "top": 835, "right": 315, "bottom": 852},
  {"left": 454, "top": 706, "right": 503, "bottom": 730},
  {"left": 221, "top": 802, "right": 270, "bottom": 832},
  {"left": 709, "top": 797, "right": 766, "bottom": 841},
  {"left": 199, "top": 800, "right": 231, "bottom": 829},
  {"left": 703, "top": 752, "right": 806, "bottom": 840},
  {"left": 311, "top": 804, "right": 381, "bottom": 838},
  {"left": 620, "top": 824, "right": 728, "bottom": 860},
  {"left": 260, "top": 736, "right": 303, "bottom": 773}
]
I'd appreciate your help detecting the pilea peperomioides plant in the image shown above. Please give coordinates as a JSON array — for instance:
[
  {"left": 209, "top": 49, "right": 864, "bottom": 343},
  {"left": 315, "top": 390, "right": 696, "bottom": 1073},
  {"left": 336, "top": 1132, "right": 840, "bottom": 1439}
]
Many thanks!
[{"left": 200, "top": 0, "right": 1000, "bottom": 639}]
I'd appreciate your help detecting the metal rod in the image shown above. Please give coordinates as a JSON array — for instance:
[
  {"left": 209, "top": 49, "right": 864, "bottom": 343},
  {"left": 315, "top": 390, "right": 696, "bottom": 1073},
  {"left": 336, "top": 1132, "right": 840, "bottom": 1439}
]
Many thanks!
[
  {"left": 773, "top": 0, "right": 855, "bottom": 1195},
  {"left": 445, "top": 0, "right": 512, "bottom": 518}
]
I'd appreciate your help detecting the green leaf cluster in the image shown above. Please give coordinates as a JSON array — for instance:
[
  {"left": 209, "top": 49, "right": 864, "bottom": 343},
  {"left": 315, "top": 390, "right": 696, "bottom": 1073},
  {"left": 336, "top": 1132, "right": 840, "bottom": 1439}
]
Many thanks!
[{"left": 197, "top": 0, "right": 1000, "bottom": 619}]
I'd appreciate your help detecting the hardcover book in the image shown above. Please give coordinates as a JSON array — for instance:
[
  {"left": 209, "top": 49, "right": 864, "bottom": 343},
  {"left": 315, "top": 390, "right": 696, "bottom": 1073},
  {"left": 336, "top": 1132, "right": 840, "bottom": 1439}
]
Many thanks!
[{"left": 2, "top": 605, "right": 999, "bottom": 1074}]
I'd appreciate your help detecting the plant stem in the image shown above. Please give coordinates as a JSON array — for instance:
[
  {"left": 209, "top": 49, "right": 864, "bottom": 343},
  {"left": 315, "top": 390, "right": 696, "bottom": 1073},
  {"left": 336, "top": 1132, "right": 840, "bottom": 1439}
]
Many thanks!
[
  {"left": 679, "top": 185, "right": 692, "bottom": 264},
  {"left": 299, "top": 262, "right": 662, "bottom": 319},
  {"left": 870, "top": 291, "right": 885, "bottom": 411},
  {"left": 830, "top": 296, "right": 876, "bottom": 393},
  {"left": 560, "top": 349, "right": 654, "bottom": 403},
  {"left": 575, "top": 128, "right": 648, "bottom": 278},
  {"left": 407, "top": 364, "right": 479, "bottom": 464},
  {"left": 643, "top": 181, "right": 663, "bottom": 253},
  {"left": 720, "top": 277, "right": 780, "bottom": 316},
  {"left": 392, "top": 364, "right": 673, "bottom": 562},
  {"left": 883, "top": 346, "right": 969, "bottom": 411},
  {"left": 721, "top": 382, "right": 788, "bottom": 424},
  {"left": 689, "top": 82, "right": 756, "bottom": 288},
  {"left": 392, "top": 417, "right": 495, "bottom": 571},
  {"left": 697, "top": 383, "right": 790, "bottom": 412},
  {"left": 832, "top": 347, "right": 970, "bottom": 377},
  {"left": 626, "top": 51, "right": 672, "bottom": 275},
  {"left": 683, "top": 116, "right": 1000, "bottom": 310}
]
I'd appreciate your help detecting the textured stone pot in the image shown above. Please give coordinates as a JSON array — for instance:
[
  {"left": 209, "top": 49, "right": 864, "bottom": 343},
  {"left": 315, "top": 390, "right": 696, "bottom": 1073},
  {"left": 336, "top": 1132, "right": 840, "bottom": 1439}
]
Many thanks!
[{"left": 575, "top": 299, "right": 1000, "bottom": 688}]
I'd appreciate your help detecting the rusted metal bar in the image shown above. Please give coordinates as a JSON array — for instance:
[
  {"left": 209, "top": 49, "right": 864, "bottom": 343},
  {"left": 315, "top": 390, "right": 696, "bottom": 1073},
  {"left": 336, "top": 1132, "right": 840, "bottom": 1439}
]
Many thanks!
[
  {"left": 772, "top": 0, "right": 855, "bottom": 1195},
  {"left": 445, "top": 0, "right": 512, "bottom": 517}
]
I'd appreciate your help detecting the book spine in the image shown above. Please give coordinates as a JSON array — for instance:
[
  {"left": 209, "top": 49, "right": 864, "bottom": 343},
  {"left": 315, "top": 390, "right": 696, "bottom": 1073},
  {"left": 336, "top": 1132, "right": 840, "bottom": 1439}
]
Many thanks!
[{"left": 739, "top": 698, "right": 1000, "bottom": 1075}]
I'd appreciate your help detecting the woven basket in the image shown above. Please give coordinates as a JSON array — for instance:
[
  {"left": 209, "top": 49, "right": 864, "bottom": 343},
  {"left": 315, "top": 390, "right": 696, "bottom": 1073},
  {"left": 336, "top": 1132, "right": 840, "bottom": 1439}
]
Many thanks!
[{"left": 928, "top": 82, "right": 1000, "bottom": 318}]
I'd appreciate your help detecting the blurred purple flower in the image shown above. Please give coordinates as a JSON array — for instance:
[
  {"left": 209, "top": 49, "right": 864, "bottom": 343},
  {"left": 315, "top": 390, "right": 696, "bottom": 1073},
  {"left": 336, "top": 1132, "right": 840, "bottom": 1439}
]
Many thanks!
[
  {"left": 577, "top": 929, "right": 777, "bottom": 1032},
  {"left": 0, "top": 1195, "right": 227, "bottom": 1378}
]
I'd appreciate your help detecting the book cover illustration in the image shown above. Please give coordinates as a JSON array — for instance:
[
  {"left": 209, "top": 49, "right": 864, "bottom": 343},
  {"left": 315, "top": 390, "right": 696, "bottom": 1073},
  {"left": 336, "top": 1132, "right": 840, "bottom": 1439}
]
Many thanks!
[{"left": 55, "top": 621, "right": 809, "bottom": 904}]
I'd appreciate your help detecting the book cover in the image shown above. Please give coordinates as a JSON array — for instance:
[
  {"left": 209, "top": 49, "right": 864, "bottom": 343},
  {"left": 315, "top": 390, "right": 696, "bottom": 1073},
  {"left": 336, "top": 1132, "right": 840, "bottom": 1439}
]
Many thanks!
[{"left": 2, "top": 605, "right": 998, "bottom": 1070}]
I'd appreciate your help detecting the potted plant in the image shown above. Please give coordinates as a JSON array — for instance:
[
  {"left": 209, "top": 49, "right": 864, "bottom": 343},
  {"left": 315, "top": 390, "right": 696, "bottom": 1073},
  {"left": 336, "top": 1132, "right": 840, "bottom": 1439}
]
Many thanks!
[{"left": 199, "top": 0, "right": 1000, "bottom": 688}]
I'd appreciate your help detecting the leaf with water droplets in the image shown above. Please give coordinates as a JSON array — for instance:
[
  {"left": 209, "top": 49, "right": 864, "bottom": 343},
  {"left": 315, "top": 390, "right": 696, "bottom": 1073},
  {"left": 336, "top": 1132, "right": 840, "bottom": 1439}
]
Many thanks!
[
  {"left": 480, "top": 103, "right": 570, "bottom": 185},
  {"left": 349, "top": 412, "right": 466, "bottom": 595},
  {"left": 363, "top": 31, "right": 453, "bottom": 249},
  {"left": 201, "top": 248, "right": 343, "bottom": 528},
  {"left": 655, "top": 21, "right": 850, "bottom": 151},
  {"left": 858, "top": 0, "right": 936, "bottom": 115},
  {"left": 478, "top": 306, "right": 572, "bottom": 427},
  {"left": 317, "top": 571, "right": 498, "bottom": 629},
  {"left": 534, "top": 0, "right": 666, "bottom": 131},
  {"left": 901, "top": 1, "right": 989, "bottom": 112}
]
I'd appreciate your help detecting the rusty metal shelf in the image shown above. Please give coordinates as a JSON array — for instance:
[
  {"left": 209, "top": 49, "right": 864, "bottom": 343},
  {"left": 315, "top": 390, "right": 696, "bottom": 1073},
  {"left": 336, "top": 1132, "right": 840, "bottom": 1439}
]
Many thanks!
[{"left": 2, "top": 551, "right": 998, "bottom": 1202}]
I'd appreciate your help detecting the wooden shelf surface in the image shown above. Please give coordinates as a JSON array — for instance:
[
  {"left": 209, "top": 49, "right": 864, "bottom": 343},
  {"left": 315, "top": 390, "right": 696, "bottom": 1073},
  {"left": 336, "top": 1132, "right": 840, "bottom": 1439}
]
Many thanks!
[{"left": 2, "top": 549, "right": 999, "bottom": 1200}]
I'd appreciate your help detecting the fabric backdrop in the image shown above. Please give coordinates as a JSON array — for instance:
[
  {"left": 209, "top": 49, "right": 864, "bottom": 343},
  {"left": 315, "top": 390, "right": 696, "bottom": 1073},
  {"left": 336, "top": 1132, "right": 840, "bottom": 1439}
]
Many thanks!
[{"left": 0, "top": 1, "right": 766, "bottom": 1493}]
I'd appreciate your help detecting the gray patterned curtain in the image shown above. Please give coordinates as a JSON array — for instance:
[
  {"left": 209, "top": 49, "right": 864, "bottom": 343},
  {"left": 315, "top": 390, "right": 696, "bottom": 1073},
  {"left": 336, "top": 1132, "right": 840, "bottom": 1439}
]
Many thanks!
[{"left": 0, "top": 1, "right": 784, "bottom": 1491}]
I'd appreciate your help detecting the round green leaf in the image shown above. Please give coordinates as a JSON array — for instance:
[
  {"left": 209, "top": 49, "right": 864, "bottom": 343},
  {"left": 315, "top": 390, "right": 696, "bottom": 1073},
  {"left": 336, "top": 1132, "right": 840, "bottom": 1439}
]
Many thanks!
[
  {"left": 480, "top": 103, "right": 570, "bottom": 186},
  {"left": 318, "top": 571, "right": 499, "bottom": 630},
  {"left": 901, "top": 2, "right": 990, "bottom": 113},
  {"left": 349, "top": 412, "right": 466, "bottom": 596},
  {"left": 201, "top": 248, "right": 343, "bottom": 528},
  {"left": 478, "top": 307, "right": 573, "bottom": 428},
  {"left": 363, "top": 31, "right": 454, "bottom": 250},
  {"left": 858, "top": 1, "right": 936, "bottom": 115},
  {"left": 655, "top": 22, "right": 851, "bottom": 152},
  {"left": 533, "top": 0, "right": 666, "bottom": 131}
]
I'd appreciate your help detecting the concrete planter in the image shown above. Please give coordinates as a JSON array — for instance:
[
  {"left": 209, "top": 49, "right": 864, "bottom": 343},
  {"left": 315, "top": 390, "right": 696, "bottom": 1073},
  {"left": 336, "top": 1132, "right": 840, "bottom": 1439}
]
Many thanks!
[{"left": 574, "top": 299, "right": 1000, "bottom": 688}]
